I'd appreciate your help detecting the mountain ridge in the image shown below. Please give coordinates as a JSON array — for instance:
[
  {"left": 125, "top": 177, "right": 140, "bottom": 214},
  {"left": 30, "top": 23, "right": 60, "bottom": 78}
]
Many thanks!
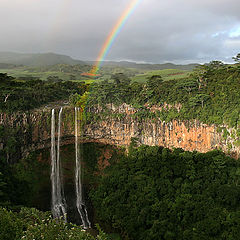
[
  {"left": 0, "top": 52, "right": 86, "bottom": 66},
  {"left": 0, "top": 51, "right": 199, "bottom": 70}
]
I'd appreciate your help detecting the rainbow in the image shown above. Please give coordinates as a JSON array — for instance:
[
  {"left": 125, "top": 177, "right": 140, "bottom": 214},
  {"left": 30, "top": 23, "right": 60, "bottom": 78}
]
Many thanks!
[{"left": 90, "top": 0, "right": 142, "bottom": 75}]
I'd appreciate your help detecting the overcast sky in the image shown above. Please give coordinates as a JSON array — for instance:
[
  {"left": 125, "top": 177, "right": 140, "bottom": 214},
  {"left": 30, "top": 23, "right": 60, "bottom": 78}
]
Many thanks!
[{"left": 0, "top": 0, "right": 240, "bottom": 64}]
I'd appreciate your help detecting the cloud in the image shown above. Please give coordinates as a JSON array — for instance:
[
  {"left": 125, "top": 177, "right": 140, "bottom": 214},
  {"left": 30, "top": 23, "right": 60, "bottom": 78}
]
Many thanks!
[{"left": 0, "top": 0, "right": 239, "bottom": 63}]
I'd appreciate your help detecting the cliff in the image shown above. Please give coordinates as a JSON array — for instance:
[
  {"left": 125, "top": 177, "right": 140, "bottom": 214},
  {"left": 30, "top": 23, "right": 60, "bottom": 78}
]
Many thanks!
[
  {"left": 0, "top": 104, "right": 239, "bottom": 159},
  {"left": 84, "top": 104, "right": 240, "bottom": 158}
]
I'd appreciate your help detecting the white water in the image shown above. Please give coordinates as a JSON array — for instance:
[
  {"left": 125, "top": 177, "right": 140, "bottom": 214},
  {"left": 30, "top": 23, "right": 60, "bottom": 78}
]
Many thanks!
[
  {"left": 75, "top": 107, "right": 91, "bottom": 229},
  {"left": 51, "top": 108, "right": 67, "bottom": 221}
]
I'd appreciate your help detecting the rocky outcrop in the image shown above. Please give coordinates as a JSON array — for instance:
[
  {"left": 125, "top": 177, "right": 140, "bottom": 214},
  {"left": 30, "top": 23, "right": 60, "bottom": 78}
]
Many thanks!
[
  {"left": 84, "top": 104, "right": 240, "bottom": 158},
  {"left": 0, "top": 106, "right": 75, "bottom": 159},
  {"left": 0, "top": 104, "right": 239, "bottom": 159}
]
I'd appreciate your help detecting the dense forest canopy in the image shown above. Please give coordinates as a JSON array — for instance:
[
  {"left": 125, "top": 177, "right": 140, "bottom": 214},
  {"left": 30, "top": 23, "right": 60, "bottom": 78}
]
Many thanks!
[
  {"left": 91, "top": 144, "right": 240, "bottom": 240},
  {"left": 0, "top": 73, "right": 88, "bottom": 112},
  {"left": 86, "top": 60, "right": 240, "bottom": 127}
]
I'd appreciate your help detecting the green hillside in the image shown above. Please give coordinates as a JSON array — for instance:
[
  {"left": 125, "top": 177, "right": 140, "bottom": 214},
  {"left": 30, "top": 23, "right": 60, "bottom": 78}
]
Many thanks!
[
  {"left": 0, "top": 73, "right": 88, "bottom": 112},
  {"left": 131, "top": 69, "right": 190, "bottom": 82},
  {"left": 0, "top": 64, "right": 93, "bottom": 82},
  {"left": 92, "top": 145, "right": 240, "bottom": 240},
  {"left": 86, "top": 60, "right": 199, "bottom": 71},
  {"left": 0, "top": 53, "right": 200, "bottom": 84},
  {"left": 87, "top": 62, "right": 240, "bottom": 128}
]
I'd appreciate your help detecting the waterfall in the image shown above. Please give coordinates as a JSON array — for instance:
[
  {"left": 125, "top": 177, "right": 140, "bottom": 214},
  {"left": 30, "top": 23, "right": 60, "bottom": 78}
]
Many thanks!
[
  {"left": 51, "top": 108, "right": 67, "bottom": 221},
  {"left": 75, "top": 107, "right": 91, "bottom": 229}
]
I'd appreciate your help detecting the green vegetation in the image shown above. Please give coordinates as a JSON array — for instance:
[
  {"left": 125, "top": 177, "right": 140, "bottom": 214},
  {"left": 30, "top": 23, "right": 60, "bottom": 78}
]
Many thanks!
[
  {"left": 87, "top": 61, "right": 240, "bottom": 127},
  {"left": 0, "top": 73, "right": 88, "bottom": 112},
  {"left": 232, "top": 53, "right": 240, "bottom": 63},
  {"left": 0, "top": 54, "right": 197, "bottom": 84},
  {"left": 1, "top": 54, "right": 240, "bottom": 239},
  {"left": 0, "top": 63, "right": 143, "bottom": 83},
  {"left": 0, "top": 65, "right": 91, "bottom": 82},
  {"left": 131, "top": 69, "right": 190, "bottom": 83},
  {"left": 91, "top": 144, "right": 240, "bottom": 240},
  {"left": 0, "top": 125, "right": 38, "bottom": 207},
  {"left": 0, "top": 207, "right": 109, "bottom": 240},
  {"left": 90, "top": 61, "right": 198, "bottom": 71}
]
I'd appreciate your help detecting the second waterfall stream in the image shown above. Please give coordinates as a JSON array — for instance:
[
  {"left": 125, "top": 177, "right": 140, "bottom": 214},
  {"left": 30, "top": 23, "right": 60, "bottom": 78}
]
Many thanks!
[
  {"left": 75, "top": 107, "right": 91, "bottom": 229},
  {"left": 51, "top": 108, "right": 67, "bottom": 221}
]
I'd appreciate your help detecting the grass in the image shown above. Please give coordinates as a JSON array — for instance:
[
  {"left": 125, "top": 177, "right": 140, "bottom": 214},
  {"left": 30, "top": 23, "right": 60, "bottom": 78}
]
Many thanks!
[
  {"left": 0, "top": 67, "right": 68, "bottom": 80},
  {"left": 131, "top": 69, "right": 191, "bottom": 83},
  {"left": 0, "top": 67, "right": 94, "bottom": 82},
  {"left": 0, "top": 66, "right": 191, "bottom": 84}
]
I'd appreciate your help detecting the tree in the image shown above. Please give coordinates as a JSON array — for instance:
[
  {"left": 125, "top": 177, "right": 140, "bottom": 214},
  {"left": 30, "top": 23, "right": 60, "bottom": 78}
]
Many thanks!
[
  {"left": 91, "top": 146, "right": 240, "bottom": 240},
  {"left": 208, "top": 60, "right": 224, "bottom": 69},
  {"left": 18, "top": 76, "right": 40, "bottom": 81},
  {"left": 176, "top": 78, "right": 198, "bottom": 94},
  {"left": 130, "top": 82, "right": 143, "bottom": 104},
  {"left": 232, "top": 53, "right": 240, "bottom": 63},
  {"left": 3, "top": 93, "right": 11, "bottom": 103},
  {"left": 192, "top": 65, "right": 208, "bottom": 89},
  {"left": 111, "top": 73, "right": 130, "bottom": 85},
  {"left": 189, "top": 94, "right": 210, "bottom": 108},
  {"left": 0, "top": 73, "right": 14, "bottom": 83},
  {"left": 0, "top": 172, "right": 7, "bottom": 205},
  {"left": 69, "top": 74, "right": 76, "bottom": 80},
  {"left": 47, "top": 76, "right": 63, "bottom": 82},
  {"left": 146, "top": 75, "right": 163, "bottom": 89}
]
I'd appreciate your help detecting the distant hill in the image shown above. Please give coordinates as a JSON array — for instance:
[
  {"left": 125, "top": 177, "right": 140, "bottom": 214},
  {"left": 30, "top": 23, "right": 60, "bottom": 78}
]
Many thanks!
[
  {"left": 87, "top": 60, "right": 199, "bottom": 71},
  {"left": 0, "top": 63, "right": 19, "bottom": 69},
  {"left": 0, "top": 52, "right": 86, "bottom": 66}
]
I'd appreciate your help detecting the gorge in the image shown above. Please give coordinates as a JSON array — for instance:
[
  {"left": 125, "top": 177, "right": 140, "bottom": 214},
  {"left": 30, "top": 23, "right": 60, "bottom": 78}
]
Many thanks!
[
  {"left": 1, "top": 102, "right": 240, "bottom": 225},
  {"left": 1, "top": 62, "right": 240, "bottom": 239},
  {"left": 0, "top": 103, "right": 239, "bottom": 161}
]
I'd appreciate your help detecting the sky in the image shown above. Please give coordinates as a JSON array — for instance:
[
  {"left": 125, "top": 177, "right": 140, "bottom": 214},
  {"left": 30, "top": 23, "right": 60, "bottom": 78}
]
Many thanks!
[{"left": 0, "top": 0, "right": 240, "bottom": 64}]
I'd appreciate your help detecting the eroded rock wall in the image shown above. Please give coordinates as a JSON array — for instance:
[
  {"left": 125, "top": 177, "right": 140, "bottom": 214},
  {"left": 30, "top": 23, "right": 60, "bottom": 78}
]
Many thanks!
[
  {"left": 0, "top": 104, "right": 239, "bottom": 159},
  {"left": 84, "top": 104, "right": 240, "bottom": 158}
]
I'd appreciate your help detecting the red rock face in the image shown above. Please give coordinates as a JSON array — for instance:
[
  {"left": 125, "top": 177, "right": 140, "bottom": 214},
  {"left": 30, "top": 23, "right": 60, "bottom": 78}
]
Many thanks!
[
  {"left": 83, "top": 104, "right": 239, "bottom": 158},
  {"left": 0, "top": 105, "right": 239, "bottom": 159},
  {"left": 84, "top": 118, "right": 219, "bottom": 153}
]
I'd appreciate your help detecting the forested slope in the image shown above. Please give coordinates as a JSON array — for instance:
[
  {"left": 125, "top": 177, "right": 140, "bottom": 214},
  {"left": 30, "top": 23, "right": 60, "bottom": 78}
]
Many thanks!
[
  {"left": 87, "top": 62, "right": 240, "bottom": 127},
  {"left": 91, "top": 145, "right": 240, "bottom": 240}
]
